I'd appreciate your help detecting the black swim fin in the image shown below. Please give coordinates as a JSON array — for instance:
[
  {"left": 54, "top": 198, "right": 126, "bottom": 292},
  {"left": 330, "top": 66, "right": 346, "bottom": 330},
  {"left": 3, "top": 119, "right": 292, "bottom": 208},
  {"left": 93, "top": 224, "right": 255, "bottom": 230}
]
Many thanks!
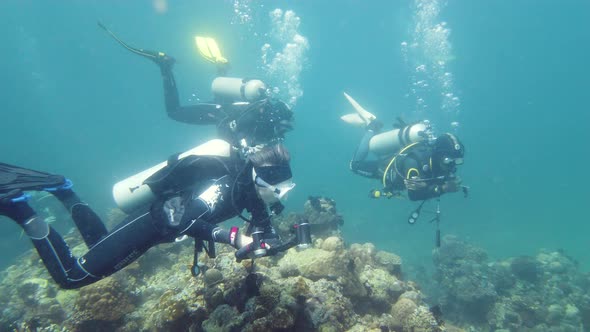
[
  {"left": 0, "top": 162, "right": 66, "bottom": 200},
  {"left": 97, "top": 21, "right": 175, "bottom": 68}
]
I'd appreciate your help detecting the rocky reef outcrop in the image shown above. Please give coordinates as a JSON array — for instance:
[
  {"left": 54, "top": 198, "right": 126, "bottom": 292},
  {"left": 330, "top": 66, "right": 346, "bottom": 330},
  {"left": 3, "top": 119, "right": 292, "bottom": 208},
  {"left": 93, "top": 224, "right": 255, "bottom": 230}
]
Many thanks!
[
  {"left": 432, "top": 235, "right": 590, "bottom": 332},
  {"left": 0, "top": 197, "right": 444, "bottom": 332}
]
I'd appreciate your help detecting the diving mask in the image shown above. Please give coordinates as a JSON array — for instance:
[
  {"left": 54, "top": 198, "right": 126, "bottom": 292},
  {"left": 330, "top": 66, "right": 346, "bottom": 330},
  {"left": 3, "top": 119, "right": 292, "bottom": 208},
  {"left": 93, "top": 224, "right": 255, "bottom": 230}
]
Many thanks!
[{"left": 252, "top": 166, "right": 295, "bottom": 203}]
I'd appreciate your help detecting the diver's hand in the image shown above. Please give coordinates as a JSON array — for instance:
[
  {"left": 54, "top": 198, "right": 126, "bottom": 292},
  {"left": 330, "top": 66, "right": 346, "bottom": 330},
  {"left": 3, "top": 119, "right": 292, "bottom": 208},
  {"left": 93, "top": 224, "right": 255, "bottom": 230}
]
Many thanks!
[
  {"left": 235, "top": 234, "right": 253, "bottom": 249},
  {"left": 237, "top": 236, "right": 279, "bottom": 250},
  {"left": 234, "top": 225, "right": 281, "bottom": 261},
  {"left": 235, "top": 235, "right": 293, "bottom": 261},
  {"left": 404, "top": 178, "right": 427, "bottom": 191},
  {"left": 217, "top": 226, "right": 250, "bottom": 250},
  {"left": 442, "top": 177, "right": 462, "bottom": 193}
]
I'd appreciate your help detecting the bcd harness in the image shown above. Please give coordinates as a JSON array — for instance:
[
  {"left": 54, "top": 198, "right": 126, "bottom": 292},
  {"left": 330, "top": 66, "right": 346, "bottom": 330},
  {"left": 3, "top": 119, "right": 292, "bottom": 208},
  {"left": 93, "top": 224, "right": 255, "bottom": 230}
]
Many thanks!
[{"left": 370, "top": 142, "right": 434, "bottom": 199}]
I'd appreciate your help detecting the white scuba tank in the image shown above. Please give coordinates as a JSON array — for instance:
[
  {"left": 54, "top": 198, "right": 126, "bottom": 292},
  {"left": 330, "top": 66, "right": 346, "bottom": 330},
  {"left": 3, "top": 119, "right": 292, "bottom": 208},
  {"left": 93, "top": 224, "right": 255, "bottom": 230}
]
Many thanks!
[
  {"left": 112, "top": 139, "right": 231, "bottom": 214},
  {"left": 211, "top": 77, "right": 267, "bottom": 102},
  {"left": 368, "top": 122, "right": 428, "bottom": 156}
]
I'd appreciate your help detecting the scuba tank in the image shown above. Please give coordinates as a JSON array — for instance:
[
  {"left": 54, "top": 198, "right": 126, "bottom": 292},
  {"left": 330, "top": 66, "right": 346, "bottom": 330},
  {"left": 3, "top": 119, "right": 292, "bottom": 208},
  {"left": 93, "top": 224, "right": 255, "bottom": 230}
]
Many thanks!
[
  {"left": 112, "top": 139, "right": 231, "bottom": 213},
  {"left": 369, "top": 122, "right": 429, "bottom": 156},
  {"left": 340, "top": 92, "right": 431, "bottom": 156},
  {"left": 211, "top": 77, "right": 267, "bottom": 102}
]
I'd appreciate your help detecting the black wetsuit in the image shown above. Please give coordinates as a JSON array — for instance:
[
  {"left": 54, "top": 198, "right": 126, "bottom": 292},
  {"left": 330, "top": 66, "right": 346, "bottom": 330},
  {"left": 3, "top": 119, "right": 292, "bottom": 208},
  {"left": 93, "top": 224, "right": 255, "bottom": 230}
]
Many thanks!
[
  {"left": 1, "top": 154, "right": 272, "bottom": 289},
  {"left": 97, "top": 22, "right": 292, "bottom": 147},
  {"left": 351, "top": 131, "right": 455, "bottom": 201}
]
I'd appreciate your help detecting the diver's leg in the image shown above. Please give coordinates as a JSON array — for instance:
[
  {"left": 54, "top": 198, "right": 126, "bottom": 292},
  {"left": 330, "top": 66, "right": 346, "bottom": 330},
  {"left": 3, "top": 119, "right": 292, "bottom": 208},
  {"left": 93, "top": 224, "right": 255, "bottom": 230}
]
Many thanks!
[
  {"left": 31, "top": 210, "right": 165, "bottom": 289},
  {"left": 351, "top": 130, "right": 373, "bottom": 163},
  {"left": 350, "top": 130, "right": 377, "bottom": 175},
  {"left": 113, "top": 39, "right": 222, "bottom": 125},
  {"left": 50, "top": 188, "right": 107, "bottom": 248},
  {"left": 153, "top": 53, "right": 224, "bottom": 125},
  {"left": 0, "top": 192, "right": 162, "bottom": 289},
  {"left": 351, "top": 120, "right": 383, "bottom": 163},
  {"left": 158, "top": 63, "right": 182, "bottom": 115},
  {"left": 350, "top": 120, "right": 383, "bottom": 177},
  {"left": 74, "top": 210, "right": 165, "bottom": 286},
  {"left": 97, "top": 23, "right": 209, "bottom": 124},
  {"left": 0, "top": 194, "right": 36, "bottom": 223},
  {"left": 25, "top": 208, "right": 164, "bottom": 289},
  {"left": 144, "top": 52, "right": 218, "bottom": 125},
  {"left": 0, "top": 198, "right": 95, "bottom": 288},
  {"left": 30, "top": 225, "right": 97, "bottom": 289},
  {"left": 113, "top": 42, "right": 181, "bottom": 118}
]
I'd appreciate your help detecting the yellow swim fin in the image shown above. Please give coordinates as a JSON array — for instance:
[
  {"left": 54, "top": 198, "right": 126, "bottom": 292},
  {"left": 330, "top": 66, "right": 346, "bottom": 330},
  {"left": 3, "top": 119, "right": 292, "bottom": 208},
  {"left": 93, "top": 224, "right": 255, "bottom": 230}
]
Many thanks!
[{"left": 195, "top": 36, "right": 228, "bottom": 65}]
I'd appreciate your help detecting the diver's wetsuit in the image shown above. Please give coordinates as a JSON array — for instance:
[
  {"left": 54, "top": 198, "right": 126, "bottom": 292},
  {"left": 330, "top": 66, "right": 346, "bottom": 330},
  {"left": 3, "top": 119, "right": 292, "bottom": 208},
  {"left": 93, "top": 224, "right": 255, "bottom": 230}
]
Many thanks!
[
  {"left": 97, "top": 22, "right": 293, "bottom": 147},
  {"left": 350, "top": 131, "right": 455, "bottom": 201},
  {"left": 0, "top": 155, "right": 273, "bottom": 289}
]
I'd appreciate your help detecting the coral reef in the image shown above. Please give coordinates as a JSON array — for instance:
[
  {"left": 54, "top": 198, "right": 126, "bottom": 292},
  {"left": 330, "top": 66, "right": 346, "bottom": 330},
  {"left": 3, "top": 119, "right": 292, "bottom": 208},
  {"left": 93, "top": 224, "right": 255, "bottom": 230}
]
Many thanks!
[
  {"left": 432, "top": 235, "right": 590, "bottom": 331},
  {"left": 73, "top": 277, "right": 135, "bottom": 321},
  {"left": 0, "top": 196, "right": 443, "bottom": 332},
  {"left": 273, "top": 196, "right": 344, "bottom": 241},
  {"left": 433, "top": 235, "right": 497, "bottom": 321},
  {"left": 3, "top": 197, "right": 587, "bottom": 331}
]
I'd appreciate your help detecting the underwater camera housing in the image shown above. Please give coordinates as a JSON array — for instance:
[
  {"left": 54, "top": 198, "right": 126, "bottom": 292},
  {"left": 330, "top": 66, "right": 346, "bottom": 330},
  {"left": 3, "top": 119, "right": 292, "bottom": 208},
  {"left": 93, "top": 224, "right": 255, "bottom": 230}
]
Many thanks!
[
  {"left": 294, "top": 221, "right": 312, "bottom": 250},
  {"left": 234, "top": 220, "right": 312, "bottom": 262}
]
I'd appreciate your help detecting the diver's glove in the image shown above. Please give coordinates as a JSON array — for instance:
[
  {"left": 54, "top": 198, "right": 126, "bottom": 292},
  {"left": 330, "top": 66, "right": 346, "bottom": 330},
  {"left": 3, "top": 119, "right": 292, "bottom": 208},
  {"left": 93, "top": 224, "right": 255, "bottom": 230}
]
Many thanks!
[
  {"left": 441, "top": 176, "right": 462, "bottom": 193},
  {"left": 211, "top": 226, "right": 252, "bottom": 250},
  {"left": 404, "top": 177, "right": 428, "bottom": 192},
  {"left": 235, "top": 224, "right": 280, "bottom": 261}
]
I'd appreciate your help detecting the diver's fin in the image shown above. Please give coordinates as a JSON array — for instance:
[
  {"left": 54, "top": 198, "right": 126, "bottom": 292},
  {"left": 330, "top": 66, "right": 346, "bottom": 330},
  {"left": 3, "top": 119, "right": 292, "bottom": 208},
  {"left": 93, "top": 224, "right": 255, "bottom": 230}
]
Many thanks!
[
  {"left": 0, "top": 163, "right": 66, "bottom": 196},
  {"left": 340, "top": 113, "right": 367, "bottom": 126},
  {"left": 98, "top": 21, "right": 174, "bottom": 66},
  {"left": 342, "top": 92, "right": 376, "bottom": 126},
  {"left": 195, "top": 36, "right": 228, "bottom": 65}
]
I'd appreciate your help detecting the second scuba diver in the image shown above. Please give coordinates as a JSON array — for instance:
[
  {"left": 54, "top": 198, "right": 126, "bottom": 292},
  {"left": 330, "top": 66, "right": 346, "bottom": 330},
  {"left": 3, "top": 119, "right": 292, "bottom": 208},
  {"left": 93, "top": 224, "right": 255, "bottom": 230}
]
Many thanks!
[
  {"left": 98, "top": 22, "right": 294, "bottom": 150},
  {"left": 342, "top": 93, "right": 466, "bottom": 202}
]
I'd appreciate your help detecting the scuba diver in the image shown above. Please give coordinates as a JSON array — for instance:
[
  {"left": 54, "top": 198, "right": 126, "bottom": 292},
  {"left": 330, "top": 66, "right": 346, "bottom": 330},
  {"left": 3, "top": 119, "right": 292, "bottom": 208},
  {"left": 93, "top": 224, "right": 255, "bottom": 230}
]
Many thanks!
[
  {"left": 0, "top": 143, "right": 297, "bottom": 289},
  {"left": 341, "top": 92, "right": 465, "bottom": 201},
  {"left": 97, "top": 22, "right": 294, "bottom": 149}
]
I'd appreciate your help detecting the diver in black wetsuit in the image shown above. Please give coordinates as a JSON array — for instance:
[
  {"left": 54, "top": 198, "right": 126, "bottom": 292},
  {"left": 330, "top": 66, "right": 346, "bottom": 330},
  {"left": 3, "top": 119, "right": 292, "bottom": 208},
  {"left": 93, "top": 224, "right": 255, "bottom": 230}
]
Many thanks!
[
  {"left": 350, "top": 121, "right": 465, "bottom": 201},
  {"left": 0, "top": 144, "right": 295, "bottom": 289},
  {"left": 98, "top": 22, "right": 294, "bottom": 148}
]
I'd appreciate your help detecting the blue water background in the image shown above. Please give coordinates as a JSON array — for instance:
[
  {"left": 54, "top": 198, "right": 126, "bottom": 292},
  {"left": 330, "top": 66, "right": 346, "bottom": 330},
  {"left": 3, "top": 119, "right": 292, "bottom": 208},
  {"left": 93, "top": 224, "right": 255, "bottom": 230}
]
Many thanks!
[{"left": 1, "top": 0, "right": 589, "bottom": 274}]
